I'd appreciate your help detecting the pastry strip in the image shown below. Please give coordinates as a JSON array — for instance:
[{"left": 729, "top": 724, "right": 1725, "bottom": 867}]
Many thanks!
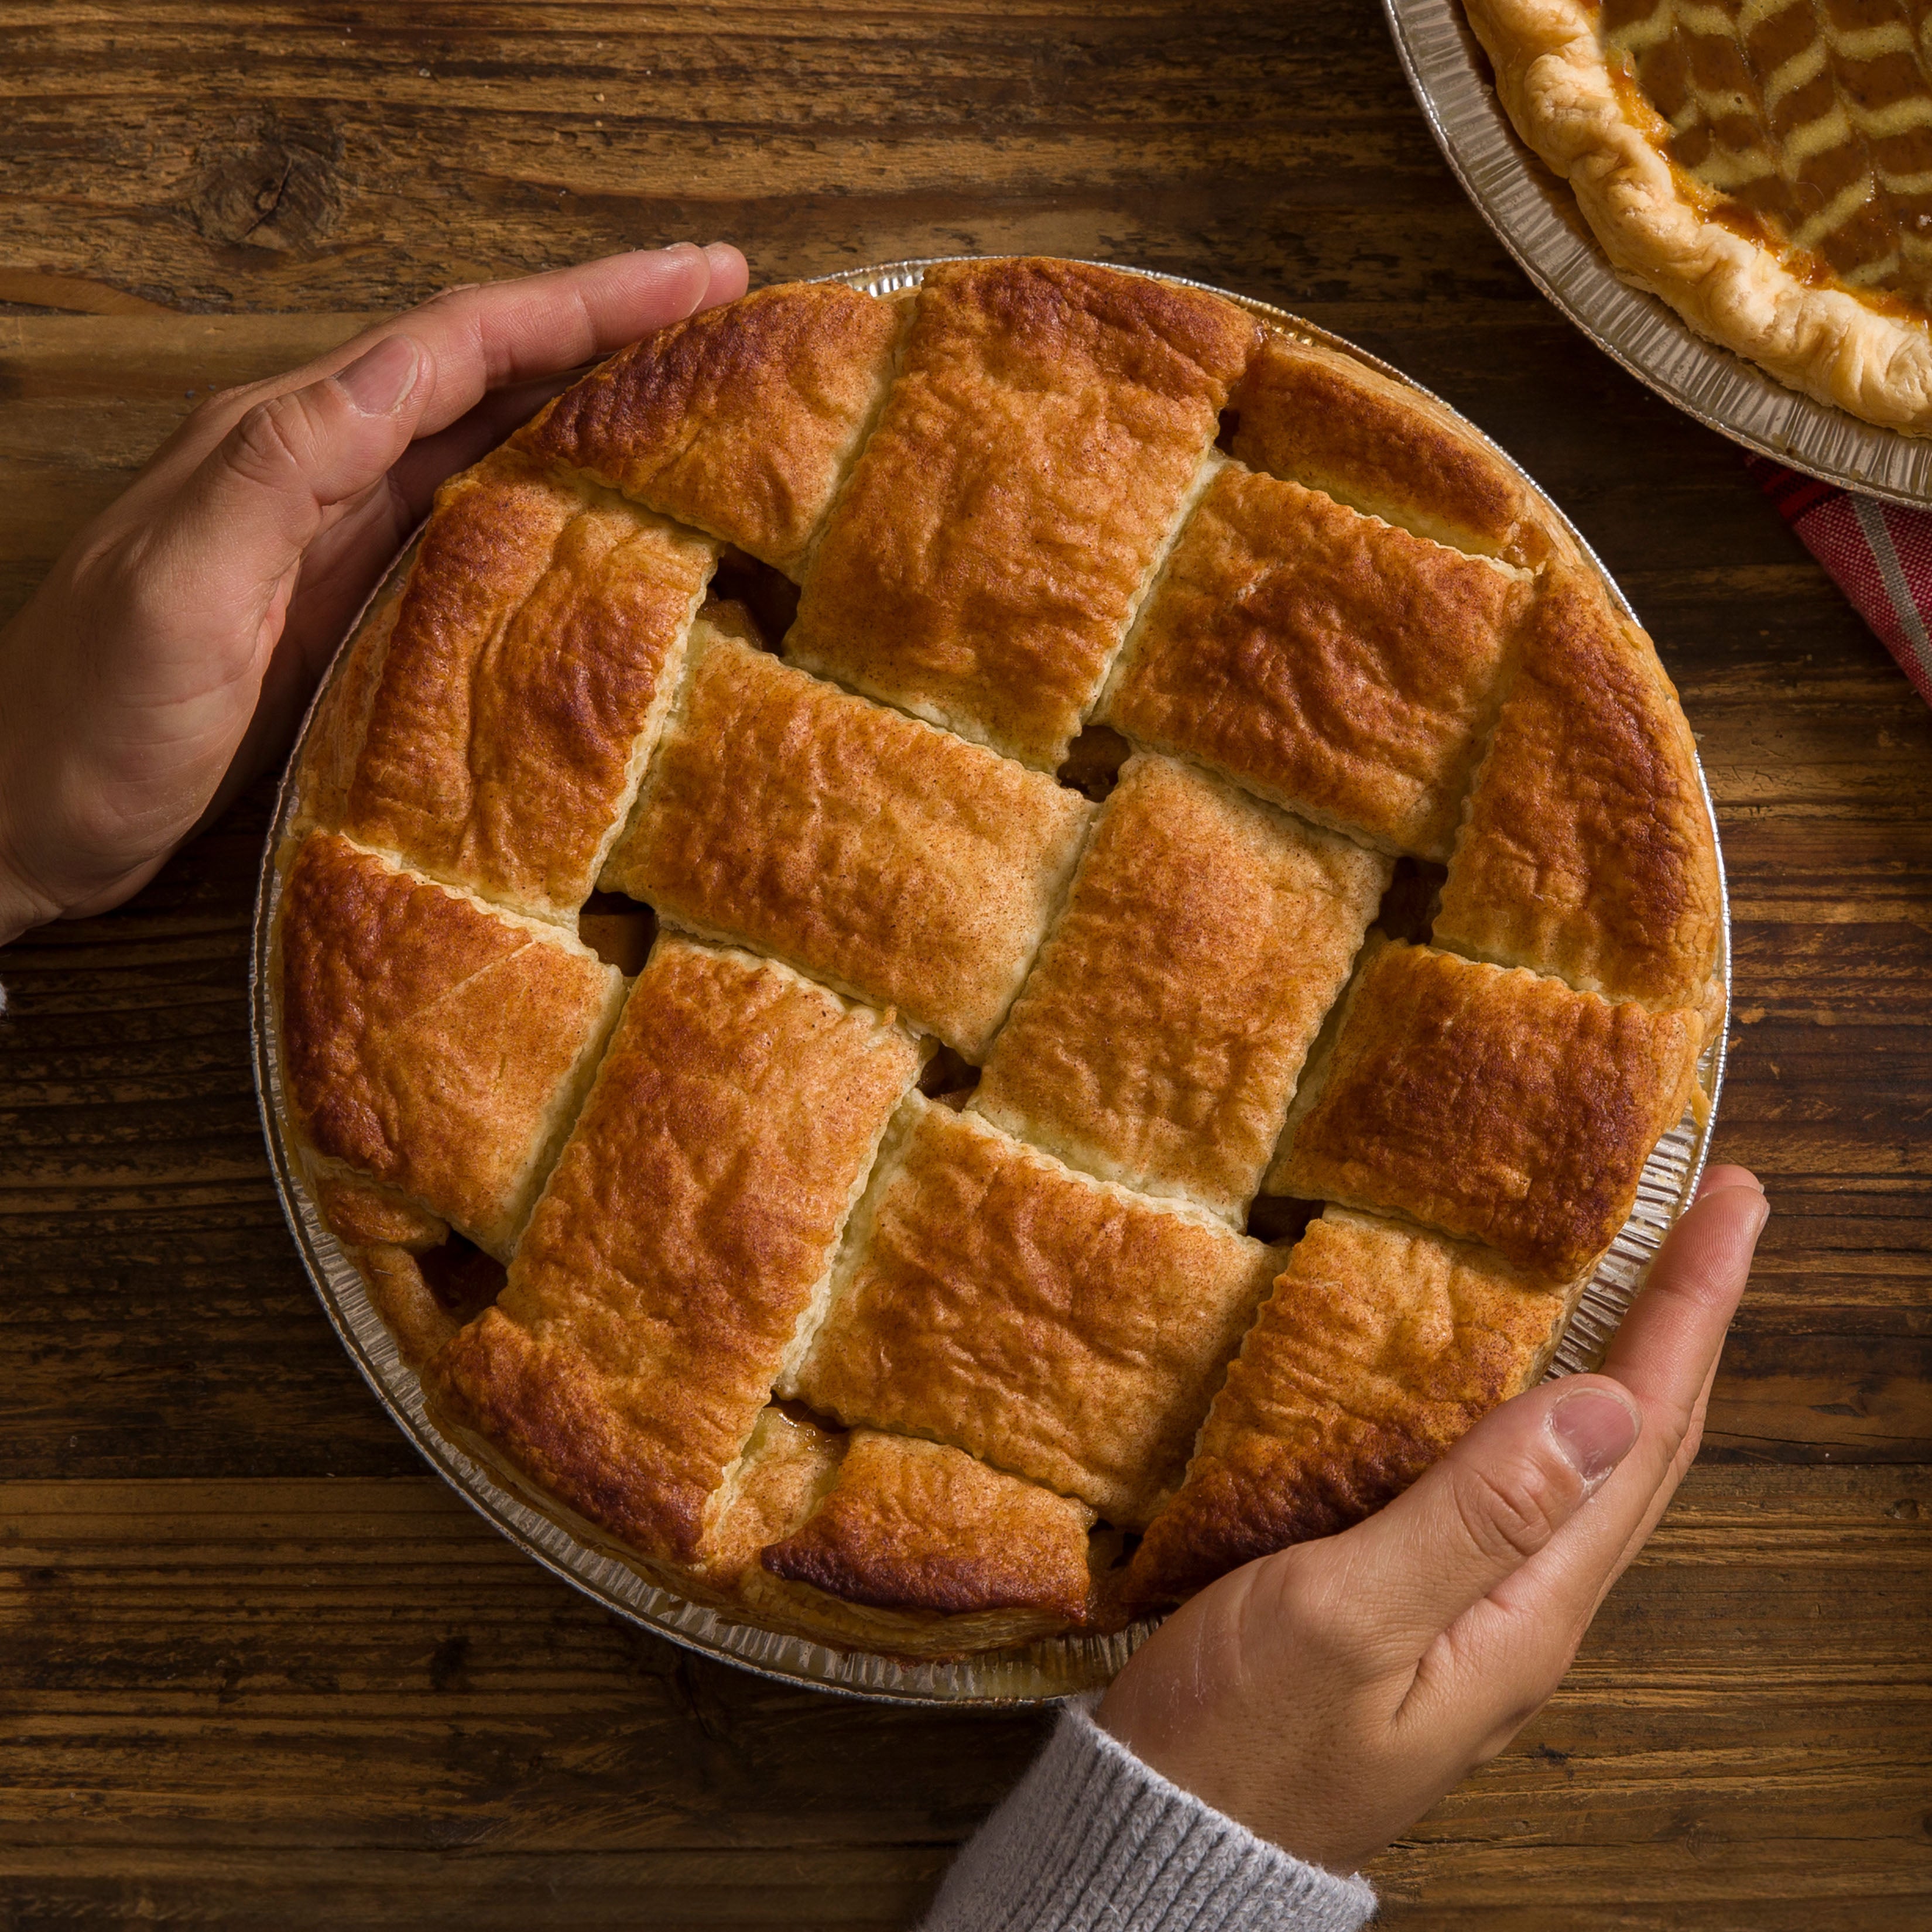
[
  {"left": 514, "top": 280, "right": 909, "bottom": 577},
  {"left": 1129, "top": 1208, "right": 1567, "bottom": 1603},
  {"left": 789, "top": 1098, "right": 1280, "bottom": 1525},
  {"left": 971, "top": 752, "right": 1388, "bottom": 1221},
  {"left": 426, "top": 936, "right": 920, "bottom": 1566},
  {"left": 760, "top": 1430, "right": 1097, "bottom": 1623},
  {"left": 333, "top": 449, "right": 717, "bottom": 923},
  {"left": 1229, "top": 332, "right": 1560, "bottom": 567},
  {"left": 602, "top": 626, "right": 1092, "bottom": 1058},
  {"left": 1102, "top": 461, "right": 1529, "bottom": 858},
  {"left": 276, "top": 831, "right": 624, "bottom": 1259},
  {"left": 1433, "top": 566, "right": 1725, "bottom": 1032},
  {"left": 1268, "top": 938, "right": 1702, "bottom": 1284},
  {"left": 786, "top": 256, "right": 1255, "bottom": 769}
]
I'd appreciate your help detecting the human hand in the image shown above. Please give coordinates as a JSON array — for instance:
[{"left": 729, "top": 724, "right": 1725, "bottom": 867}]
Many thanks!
[
  {"left": 1098, "top": 1163, "right": 1767, "bottom": 1871},
  {"left": 0, "top": 241, "right": 749, "bottom": 946}
]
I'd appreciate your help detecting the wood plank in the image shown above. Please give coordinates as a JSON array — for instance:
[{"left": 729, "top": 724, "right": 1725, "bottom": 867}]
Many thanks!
[
  {"left": 0, "top": 1848, "right": 948, "bottom": 1931},
  {"left": 1, "top": 1468, "right": 1923, "bottom": 1924},
  {"left": 0, "top": 3, "right": 1472, "bottom": 318}
]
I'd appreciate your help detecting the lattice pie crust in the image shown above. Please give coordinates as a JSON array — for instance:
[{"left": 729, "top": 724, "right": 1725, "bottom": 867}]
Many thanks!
[{"left": 273, "top": 259, "right": 1722, "bottom": 1659}]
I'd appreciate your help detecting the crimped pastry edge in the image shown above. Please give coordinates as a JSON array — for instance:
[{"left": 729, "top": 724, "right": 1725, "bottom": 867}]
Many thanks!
[
  {"left": 1464, "top": 0, "right": 1932, "bottom": 431},
  {"left": 424, "top": 1402, "right": 1124, "bottom": 1662}
]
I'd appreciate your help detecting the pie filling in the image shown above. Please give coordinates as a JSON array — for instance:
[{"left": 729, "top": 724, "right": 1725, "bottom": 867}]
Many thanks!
[
  {"left": 1601, "top": 0, "right": 1932, "bottom": 316},
  {"left": 276, "top": 259, "right": 1720, "bottom": 1658}
]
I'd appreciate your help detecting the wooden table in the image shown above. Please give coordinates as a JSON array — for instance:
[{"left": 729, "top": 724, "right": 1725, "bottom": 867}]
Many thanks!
[{"left": 4, "top": 4, "right": 1928, "bottom": 1924}]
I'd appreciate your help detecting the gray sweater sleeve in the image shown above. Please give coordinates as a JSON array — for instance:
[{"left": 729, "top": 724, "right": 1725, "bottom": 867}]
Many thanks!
[{"left": 921, "top": 1699, "right": 1377, "bottom": 1932}]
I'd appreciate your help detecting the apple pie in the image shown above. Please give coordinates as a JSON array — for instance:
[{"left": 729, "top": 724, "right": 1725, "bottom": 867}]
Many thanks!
[{"left": 272, "top": 258, "right": 1722, "bottom": 1660}]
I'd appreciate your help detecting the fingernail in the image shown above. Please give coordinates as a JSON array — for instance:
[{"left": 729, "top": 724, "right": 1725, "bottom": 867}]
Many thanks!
[
  {"left": 663, "top": 241, "right": 717, "bottom": 315},
  {"left": 1548, "top": 1388, "right": 1641, "bottom": 1491},
  {"left": 1697, "top": 1167, "right": 1766, "bottom": 1205},
  {"left": 335, "top": 335, "right": 423, "bottom": 415}
]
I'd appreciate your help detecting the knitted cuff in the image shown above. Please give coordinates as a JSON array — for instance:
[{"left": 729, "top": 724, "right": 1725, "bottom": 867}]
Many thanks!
[{"left": 921, "top": 1698, "right": 1377, "bottom": 1932}]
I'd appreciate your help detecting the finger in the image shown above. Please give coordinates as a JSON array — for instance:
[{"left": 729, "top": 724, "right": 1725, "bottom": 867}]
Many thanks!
[
  {"left": 382, "top": 241, "right": 748, "bottom": 436},
  {"left": 384, "top": 368, "right": 596, "bottom": 520},
  {"left": 1413, "top": 1174, "right": 1766, "bottom": 1675},
  {"left": 1585, "top": 1342, "right": 1724, "bottom": 1617},
  {"left": 1313, "top": 1169, "right": 1766, "bottom": 1663},
  {"left": 1695, "top": 1162, "right": 1764, "bottom": 1200},
  {"left": 1583, "top": 1246, "right": 1739, "bottom": 1616},
  {"left": 1314, "top": 1372, "right": 1643, "bottom": 1660},
  {"left": 152, "top": 333, "right": 431, "bottom": 643},
  {"left": 1596, "top": 1167, "right": 1765, "bottom": 1420},
  {"left": 1477, "top": 1174, "right": 1765, "bottom": 1615},
  {"left": 152, "top": 243, "right": 748, "bottom": 487},
  {"left": 1390, "top": 1176, "right": 1765, "bottom": 1746},
  {"left": 1400, "top": 1334, "right": 1725, "bottom": 1759}
]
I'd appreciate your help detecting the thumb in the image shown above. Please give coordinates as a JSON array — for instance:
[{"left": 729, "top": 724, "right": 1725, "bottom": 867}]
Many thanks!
[
  {"left": 1328, "top": 1373, "right": 1642, "bottom": 1655},
  {"left": 163, "top": 333, "right": 429, "bottom": 609}
]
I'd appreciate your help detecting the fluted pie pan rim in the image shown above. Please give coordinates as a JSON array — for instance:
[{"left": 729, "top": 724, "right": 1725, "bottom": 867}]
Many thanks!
[{"left": 250, "top": 258, "right": 1729, "bottom": 1707}]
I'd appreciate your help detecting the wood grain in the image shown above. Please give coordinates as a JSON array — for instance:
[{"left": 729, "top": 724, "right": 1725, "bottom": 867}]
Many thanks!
[
  {"left": 2, "top": 0, "right": 1929, "bottom": 1923},
  {"left": 4, "top": 1471, "right": 1926, "bottom": 1923}
]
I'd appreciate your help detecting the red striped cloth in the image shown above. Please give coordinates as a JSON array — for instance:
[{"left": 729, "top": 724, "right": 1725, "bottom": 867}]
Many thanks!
[{"left": 1746, "top": 455, "right": 1932, "bottom": 704}]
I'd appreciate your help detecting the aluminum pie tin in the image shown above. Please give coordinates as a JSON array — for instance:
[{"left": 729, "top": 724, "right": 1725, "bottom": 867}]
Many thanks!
[
  {"left": 250, "top": 256, "right": 1730, "bottom": 1706},
  {"left": 1385, "top": 0, "right": 1932, "bottom": 507}
]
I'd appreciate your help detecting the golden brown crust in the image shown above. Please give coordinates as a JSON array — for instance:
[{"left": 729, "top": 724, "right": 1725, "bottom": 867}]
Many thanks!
[
  {"left": 328, "top": 449, "right": 714, "bottom": 923},
  {"left": 682, "top": 1412, "right": 1113, "bottom": 1656},
  {"left": 1268, "top": 940, "right": 1701, "bottom": 1283},
  {"left": 276, "top": 833, "right": 624, "bottom": 1257},
  {"left": 296, "top": 570, "right": 408, "bottom": 834},
  {"left": 786, "top": 258, "right": 1256, "bottom": 769},
  {"left": 1465, "top": 0, "right": 1932, "bottom": 431},
  {"left": 1231, "top": 333, "right": 1561, "bottom": 567},
  {"left": 697, "top": 1405, "right": 846, "bottom": 1590},
  {"left": 602, "top": 632, "right": 1092, "bottom": 1057},
  {"left": 275, "top": 266, "right": 1729, "bottom": 1653},
  {"left": 971, "top": 753, "right": 1388, "bottom": 1221},
  {"left": 790, "top": 1098, "right": 1281, "bottom": 1525},
  {"left": 424, "top": 937, "right": 920, "bottom": 1566},
  {"left": 308, "top": 1160, "right": 448, "bottom": 1252},
  {"left": 1433, "top": 567, "right": 1725, "bottom": 1025},
  {"left": 354, "top": 1238, "right": 506, "bottom": 1372},
  {"left": 1129, "top": 1208, "right": 1567, "bottom": 1602},
  {"left": 1101, "top": 461, "right": 1530, "bottom": 858},
  {"left": 513, "top": 282, "right": 908, "bottom": 574},
  {"left": 760, "top": 1431, "right": 1096, "bottom": 1621}
]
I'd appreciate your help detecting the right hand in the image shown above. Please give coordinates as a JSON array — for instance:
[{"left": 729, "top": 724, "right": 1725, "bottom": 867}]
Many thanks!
[{"left": 1099, "top": 1164, "right": 1767, "bottom": 1871}]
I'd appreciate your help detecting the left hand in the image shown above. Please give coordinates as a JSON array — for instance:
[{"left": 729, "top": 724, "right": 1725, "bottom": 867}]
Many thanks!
[
  {"left": 1098, "top": 1164, "right": 1766, "bottom": 1871},
  {"left": 0, "top": 241, "right": 748, "bottom": 945}
]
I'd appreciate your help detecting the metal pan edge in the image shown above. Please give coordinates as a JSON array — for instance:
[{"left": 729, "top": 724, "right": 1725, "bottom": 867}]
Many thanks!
[{"left": 250, "top": 256, "right": 1728, "bottom": 1707}]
